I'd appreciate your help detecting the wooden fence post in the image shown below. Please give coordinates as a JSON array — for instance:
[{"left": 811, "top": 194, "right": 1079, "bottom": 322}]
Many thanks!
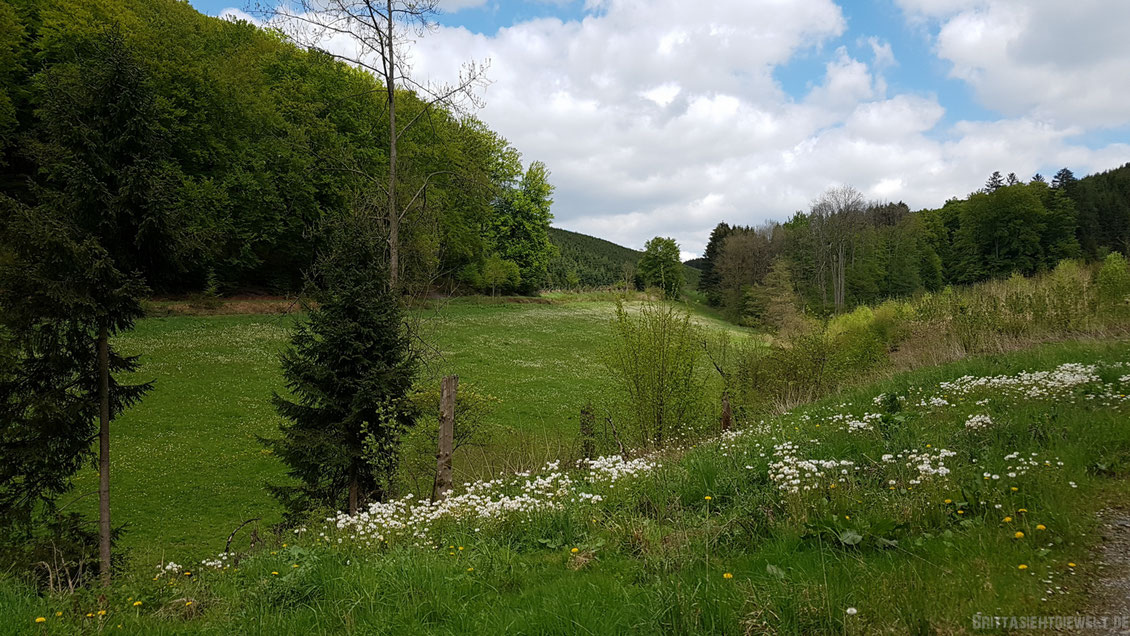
[
  {"left": 720, "top": 392, "right": 732, "bottom": 432},
  {"left": 580, "top": 403, "right": 595, "bottom": 459},
  {"left": 432, "top": 375, "right": 458, "bottom": 502}
]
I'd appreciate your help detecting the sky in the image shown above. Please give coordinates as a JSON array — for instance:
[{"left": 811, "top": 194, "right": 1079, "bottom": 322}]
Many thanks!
[{"left": 191, "top": 0, "right": 1130, "bottom": 261}]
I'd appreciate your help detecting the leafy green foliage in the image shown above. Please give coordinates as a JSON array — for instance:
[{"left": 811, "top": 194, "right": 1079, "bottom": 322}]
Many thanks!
[
  {"left": 546, "top": 227, "right": 641, "bottom": 289},
  {"left": 638, "top": 236, "right": 684, "bottom": 298}
]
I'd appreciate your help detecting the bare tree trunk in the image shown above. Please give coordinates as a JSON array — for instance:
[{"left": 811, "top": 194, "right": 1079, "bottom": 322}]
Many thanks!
[
  {"left": 431, "top": 375, "right": 457, "bottom": 502},
  {"left": 385, "top": 0, "right": 399, "bottom": 290},
  {"left": 720, "top": 392, "right": 732, "bottom": 432},
  {"left": 97, "top": 325, "right": 111, "bottom": 588},
  {"left": 579, "top": 403, "right": 595, "bottom": 459},
  {"left": 348, "top": 471, "right": 359, "bottom": 516}
]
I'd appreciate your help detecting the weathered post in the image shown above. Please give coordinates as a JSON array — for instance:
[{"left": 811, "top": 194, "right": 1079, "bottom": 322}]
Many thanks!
[
  {"left": 432, "top": 375, "right": 458, "bottom": 502},
  {"left": 720, "top": 392, "right": 732, "bottom": 432},
  {"left": 580, "top": 403, "right": 596, "bottom": 459}
]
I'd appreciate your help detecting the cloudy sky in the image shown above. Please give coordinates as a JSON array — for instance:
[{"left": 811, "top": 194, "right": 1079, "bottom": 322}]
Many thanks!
[{"left": 191, "top": 0, "right": 1130, "bottom": 261}]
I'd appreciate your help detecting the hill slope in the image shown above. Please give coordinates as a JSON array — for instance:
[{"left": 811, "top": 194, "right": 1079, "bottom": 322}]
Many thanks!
[{"left": 547, "top": 227, "right": 642, "bottom": 288}]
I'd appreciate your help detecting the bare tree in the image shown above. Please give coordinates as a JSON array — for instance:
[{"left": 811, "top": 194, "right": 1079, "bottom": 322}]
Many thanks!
[
  {"left": 811, "top": 185, "right": 864, "bottom": 312},
  {"left": 252, "top": 0, "right": 489, "bottom": 289}
]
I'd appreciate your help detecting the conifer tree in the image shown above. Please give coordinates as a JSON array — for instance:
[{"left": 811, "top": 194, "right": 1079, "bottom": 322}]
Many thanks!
[{"left": 267, "top": 213, "right": 419, "bottom": 516}]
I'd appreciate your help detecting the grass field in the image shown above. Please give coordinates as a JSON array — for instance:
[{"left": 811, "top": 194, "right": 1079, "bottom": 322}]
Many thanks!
[
  {"left": 63, "top": 297, "right": 748, "bottom": 565},
  {"left": 5, "top": 337, "right": 1129, "bottom": 633}
]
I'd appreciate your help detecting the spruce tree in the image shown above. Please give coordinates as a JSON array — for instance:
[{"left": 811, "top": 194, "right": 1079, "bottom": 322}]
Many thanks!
[{"left": 267, "top": 214, "right": 419, "bottom": 516}]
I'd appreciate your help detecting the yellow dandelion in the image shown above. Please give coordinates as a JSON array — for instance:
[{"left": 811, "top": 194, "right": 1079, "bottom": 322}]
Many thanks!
[
  {"left": 723, "top": 572, "right": 733, "bottom": 579},
  {"left": 1003, "top": 516, "right": 1012, "bottom": 522},
  {"left": 944, "top": 499, "right": 952, "bottom": 504},
  {"left": 55, "top": 612, "right": 62, "bottom": 617},
  {"left": 1014, "top": 531, "right": 1024, "bottom": 539},
  {"left": 571, "top": 547, "right": 579, "bottom": 553},
  {"left": 86, "top": 613, "right": 93, "bottom": 618},
  {"left": 1036, "top": 524, "right": 1046, "bottom": 530},
  {"left": 292, "top": 564, "right": 299, "bottom": 568},
  {"left": 282, "top": 543, "right": 287, "bottom": 547},
  {"left": 449, "top": 552, "right": 455, "bottom": 556},
  {"left": 185, "top": 601, "right": 193, "bottom": 606},
  {"left": 35, "top": 617, "right": 46, "bottom": 623},
  {"left": 271, "top": 571, "right": 279, "bottom": 575},
  {"left": 1018, "top": 564, "right": 1028, "bottom": 570},
  {"left": 467, "top": 567, "right": 474, "bottom": 572},
  {"left": 704, "top": 496, "right": 712, "bottom": 501},
  {"left": 958, "top": 510, "right": 965, "bottom": 515},
  {"left": 132, "top": 601, "right": 142, "bottom": 607},
  {"left": 1018, "top": 508, "right": 1028, "bottom": 513},
  {"left": 458, "top": 546, "right": 464, "bottom": 551},
  {"left": 1068, "top": 562, "right": 1077, "bottom": 567},
  {"left": 1010, "top": 487, "right": 1018, "bottom": 492},
  {"left": 183, "top": 571, "right": 190, "bottom": 576},
  {"left": 97, "top": 610, "right": 107, "bottom": 616},
  {"left": 829, "top": 484, "right": 836, "bottom": 489},
  {"left": 845, "top": 515, "right": 851, "bottom": 520},
  {"left": 448, "top": 545, "right": 455, "bottom": 549}
]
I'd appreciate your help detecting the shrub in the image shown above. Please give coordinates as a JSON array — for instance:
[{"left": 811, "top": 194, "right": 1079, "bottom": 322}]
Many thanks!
[{"left": 1096, "top": 252, "right": 1130, "bottom": 311}]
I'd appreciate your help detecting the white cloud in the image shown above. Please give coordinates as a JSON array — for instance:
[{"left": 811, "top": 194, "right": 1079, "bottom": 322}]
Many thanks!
[
  {"left": 901, "top": 0, "right": 1130, "bottom": 128},
  {"left": 260, "top": 0, "right": 1130, "bottom": 259}
]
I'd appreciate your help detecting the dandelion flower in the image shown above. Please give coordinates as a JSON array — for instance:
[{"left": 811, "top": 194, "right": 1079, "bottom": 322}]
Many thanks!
[
  {"left": 458, "top": 546, "right": 464, "bottom": 551},
  {"left": 1068, "top": 562, "right": 1076, "bottom": 567},
  {"left": 1018, "top": 508, "right": 1028, "bottom": 513},
  {"left": 98, "top": 610, "right": 107, "bottom": 616},
  {"left": 958, "top": 510, "right": 965, "bottom": 515},
  {"left": 1036, "top": 524, "right": 1046, "bottom": 530},
  {"left": 944, "top": 499, "right": 952, "bottom": 504},
  {"left": 1015, "top": 531, "right": 1025, "bottom": 539},
  {"left": 723, "top": 572, "right": 733, "bottom": 579},
  {"left": 35, "top": 618, "right": 46, "bottom": 623},
  {"left": 185, "top": 601, "right": 193, "bottom": 606},
  {"left": 1003, "top": 516, "right": 1012, "bottom": 522},
  {"left": 292, "top": 564, "right": 299, "bottom": 568},
  {"left": 467, "top": 567, "right": 474, "bottom": 572},
  {"left": 271, "top": 571, "right": 279, "bottom": 575},
  {"left": 55, "top": 612, "right": 62, "bottom": 617},
  {"left": 704, "top": 496, "right": 712, "bottom": 501},
  {"left": 132, "top": 601, "right": 142, "bottom": 607},
  {"left": 1018, "top": 564, "right": 1028, "bottom": 570},
  {"left": 571, "top": 547, "right": 579, "bottom": 554}
]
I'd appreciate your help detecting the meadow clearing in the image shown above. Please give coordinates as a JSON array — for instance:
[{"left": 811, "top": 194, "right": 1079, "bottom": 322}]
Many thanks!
[
  {"left": 3, "top": 335, "right": 1129, "bottom": 633},
  {"left": 59, "top": 297, "right": 747, "bottom": 563}
]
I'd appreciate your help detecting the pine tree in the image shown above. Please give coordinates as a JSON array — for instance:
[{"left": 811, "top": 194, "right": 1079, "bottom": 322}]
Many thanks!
[
  {"left": 698, "top": 222, "right": 732, "bottom": 306},
  {"left": 1006, "top": 172, "right": 1020, "bottom": 186},
  {"left": 985, "top": 171, "right": 1005, "bottom": 192},
  {"left": 266, "top": 214, "right": 419, "bottom": 516}
]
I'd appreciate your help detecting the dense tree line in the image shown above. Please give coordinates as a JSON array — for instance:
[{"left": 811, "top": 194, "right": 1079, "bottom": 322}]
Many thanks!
[
  {"left": 699, "top": 165, "right": 1130, "bottom": 325},
  {"left": 0, "top": 0, "right": 555, "bottom": 296},
  {"left": 546, "top": 227, "right": 641, "bottom": 289}
]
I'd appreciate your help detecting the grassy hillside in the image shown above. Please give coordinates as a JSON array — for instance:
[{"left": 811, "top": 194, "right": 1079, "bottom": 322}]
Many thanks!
[
  {"left": 6, "top": 339, "right": 1129, "bottom": 633},
  {"left": 53, "top": 298, "right": 746, "bottom": 564}
]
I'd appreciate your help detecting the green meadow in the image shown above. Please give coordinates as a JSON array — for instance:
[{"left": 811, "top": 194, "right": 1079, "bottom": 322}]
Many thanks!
[{"left": 65, "top": 298, "right": 747, "bottom": 563}]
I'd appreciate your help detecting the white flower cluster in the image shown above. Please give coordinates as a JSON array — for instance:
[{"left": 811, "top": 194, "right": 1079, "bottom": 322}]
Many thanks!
[
  {"left": 200, "top": 552, "right": 232, "bottom": 569},
  {"left": 315, "top": 455, "right": 646, "bottom": 548},
  {"left": 880, "top": 448, "right": 956, "bottom": 484},
  {"left": 937, "top": 363, "right": 1102, "bottom": 401},
  {"left": 581, "top": 454, "right": 660, "bottom": 485},
  {"left": 965, "top": 414, "right": 993, "bottom": 430},
  {"left": 154, "top": 561, "right": 181, "bottom": 577},
  {"left": 827, "top": 412, "right": 882, "bottom": 433},
  {"left": 769, "top": 442, "right": 857, "bottom": 494}
]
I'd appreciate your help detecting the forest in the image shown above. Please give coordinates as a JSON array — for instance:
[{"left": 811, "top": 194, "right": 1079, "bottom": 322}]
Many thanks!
[
  {"left": 0, "top": 0, "right": 556, "bottom": 297},
  {"left": 697, "top": 166, "right": 1130, "bottom": 325}
]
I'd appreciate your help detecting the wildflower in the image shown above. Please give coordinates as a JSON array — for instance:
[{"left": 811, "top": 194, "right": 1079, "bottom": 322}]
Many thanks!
[
  {"left": 1019, "top": 508, "right": 1028, "bottom": 513},
  {"left": 458, "top": 546, "right": 464, "bottom": 551},
  {"left": 86, "top": 613, "right": 93, "bottom": 618},
  {"left": 958, "top": 510, "right": 965, "bottom": 515},
  {"left": 35, "top": 617, "right": 46, "bottom": 623},
  {"left": 467, "top": 567, "right": 474, "bottom": 572},
  {"left": 292, "top": 564, "right": 299, "bottom": 568},
  {"left": 183, "top": 571, "right": 191, "bottom": 576},
  {"left": 1010, "top": 487, "right": 1018, "bottom": 492},
  {"left": 133, "top": 601, "right": 142, "bottom": 607},
  {"left": 723, "top": 572, "right": 733, "bottom": 579},
  {"left": 1015, "top": 531, "right": 1025, "bottom": 539},
  {"left": 846, "top": 607, "right": 858, "bottom": 615},
  {"left": 571, "top": 547, "right": 579, "bottom": 554},
  {"left": 944, "top": 499, "right": 952, "bottom": 504},
  {"left": 271, "top": 571, "right": 279, "bottom": 575},
  {"left": 1036, "top": 524, "right": 1046, "bottom": 530},
  {"left": 1004, "top": 516, "right": 1012, "bottom": 522},
  {"left": 55, "top": 612, "right": 62, "bottom": 617},
  {"left": 1018, "top": 564, "right": 1028, "bottom": 570},
  {"left": 98, "top": 610, "right": 107, "bottom": 616},
  {"left": 1068, "top": 562, "right": 1076, "bottom": 567},
  {"left": 704, "top": 496, "right": 712, "bottom": 501},
  {"left": 185, "top": 601, "right": 193, "bottom": 606}
]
